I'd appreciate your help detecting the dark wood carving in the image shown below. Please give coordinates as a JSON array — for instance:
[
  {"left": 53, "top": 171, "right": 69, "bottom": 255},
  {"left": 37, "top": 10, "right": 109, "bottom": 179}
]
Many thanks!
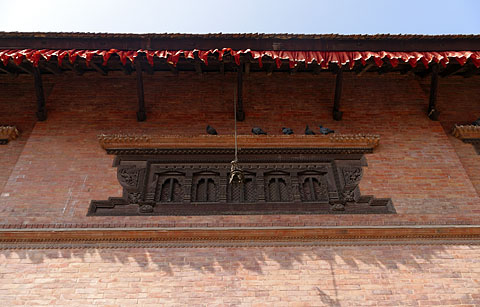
[
  {"left": 88, "top": 135, "right": 394, "bottom": 216},
  {"left": 0, "top": 126, "right": 19, "bottom": 144}
]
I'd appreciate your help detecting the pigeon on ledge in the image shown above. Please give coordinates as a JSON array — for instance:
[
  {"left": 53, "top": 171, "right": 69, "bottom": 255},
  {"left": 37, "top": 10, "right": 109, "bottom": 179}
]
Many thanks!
[
  {"left": 252, "top": 127, "right": 267, "bottom": 135},
  {"left": 282, "top": 127, "right": 294, "bottom": 135},
  {"left": 318, "top": 125, "right": 334, "bottom": 135},
  {"left": 206, "top": 125, "right": 218, "bottom": 135},
  {"left": 472, "top": 118, "right": 480, "bottom": 126},
  {"left": 305, "top": 125, "right": 315, "bottom": 135}
]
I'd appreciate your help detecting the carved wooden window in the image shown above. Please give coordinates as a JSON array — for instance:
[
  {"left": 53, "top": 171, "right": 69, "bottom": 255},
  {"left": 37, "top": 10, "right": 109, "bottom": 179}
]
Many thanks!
[
  {"left": 192, "top": 173, "right": 219, "bottom": 202},
  {"left": 299, "top": 173, "right": 329, "bottom": 203},
  {"left": 155, "top": 176, "right": 183, "bottom": 202},
  {"left": 89, "top": 135, "right": 394, "bottom": 215},
  {"left": 265, "top": 173, "right": 291, "bottom": 202},
  {"left": 227, "top": 174, "right": 256, "bottom": 203}
]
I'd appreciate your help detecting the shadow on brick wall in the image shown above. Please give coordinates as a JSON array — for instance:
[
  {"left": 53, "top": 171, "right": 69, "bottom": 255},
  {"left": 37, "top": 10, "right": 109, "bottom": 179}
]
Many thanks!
[{"left": 1, "top": 244, "right": 474, "bottom": 304}]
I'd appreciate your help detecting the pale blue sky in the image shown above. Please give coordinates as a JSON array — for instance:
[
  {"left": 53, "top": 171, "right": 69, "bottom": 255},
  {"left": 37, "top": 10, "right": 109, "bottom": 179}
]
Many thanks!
[{"left": 0, "top": 0, "right": 479, "bottom": 34}]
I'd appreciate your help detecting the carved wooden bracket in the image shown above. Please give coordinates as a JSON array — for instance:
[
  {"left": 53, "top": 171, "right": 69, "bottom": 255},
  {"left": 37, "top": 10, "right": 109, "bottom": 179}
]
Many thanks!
[
  {"left": 452, "top": 125, "right": 480, "bottom": 154},
  {"left": 0, "top": 126, "right": 19, "bottom": 144},
  {"left": 89, "top": 134, "right": 393, "bottom": 216}
]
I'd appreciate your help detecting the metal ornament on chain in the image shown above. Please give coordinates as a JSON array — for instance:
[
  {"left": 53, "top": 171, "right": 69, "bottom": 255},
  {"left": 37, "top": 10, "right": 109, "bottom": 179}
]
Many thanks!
[{"left": 229, "top": 81, "right": 245, "bottom": 184}]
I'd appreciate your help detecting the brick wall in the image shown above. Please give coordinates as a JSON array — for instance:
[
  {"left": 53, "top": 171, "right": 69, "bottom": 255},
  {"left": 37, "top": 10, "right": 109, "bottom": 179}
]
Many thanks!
[
  {"left": 419, "top": 76, "right": 480, "bottom": 195},
  {"left": 1, "top": 244, "right": 479, "bottom": 306},
  {"left": 0, "top": 76, "right": 40, "bottom": 191},
  {"left": 0, "top": 72, "right": 479, "bottom": 226}
]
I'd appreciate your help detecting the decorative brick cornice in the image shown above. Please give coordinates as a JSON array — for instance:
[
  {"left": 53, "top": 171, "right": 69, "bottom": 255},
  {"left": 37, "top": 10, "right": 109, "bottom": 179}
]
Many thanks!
[
  {"left": 0, "top": 126, "right": 19, "bottom": 144},
  {"left": 1, "top": 226, "right": 480, "bottom": 249},
  {"left": 98, "top": 134, "right": 380, "bottom": 152},
  {"left": 452, "top": 125, "right": 480, "bottom": 153}
]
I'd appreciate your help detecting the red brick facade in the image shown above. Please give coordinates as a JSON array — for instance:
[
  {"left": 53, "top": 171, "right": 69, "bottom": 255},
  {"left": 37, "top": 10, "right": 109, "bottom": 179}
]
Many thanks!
[
  {"left": 1, "top": 244, "right": 480, "bottom": 306},
  {"left": 1, "top": 58, "right": 480, "bottom": 304},
  {"left": 1, "top": 72, "right": 480, "bottom": 226}
]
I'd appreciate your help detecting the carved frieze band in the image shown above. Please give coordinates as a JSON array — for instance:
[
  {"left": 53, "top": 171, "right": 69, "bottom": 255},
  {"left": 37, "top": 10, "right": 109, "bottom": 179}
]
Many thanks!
[
  {"left": 0, "top": 126, "right": 19, "bottom": 144},
  {"left": 1, "top": 226, "right": 480, "bottom": 249},
  {"left": 452, "top": 125, "right": 480, "bottom": 154}
]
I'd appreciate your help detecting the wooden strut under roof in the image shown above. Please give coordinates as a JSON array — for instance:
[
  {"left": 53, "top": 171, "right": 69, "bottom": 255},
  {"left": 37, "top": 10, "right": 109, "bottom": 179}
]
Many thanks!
[{"left": 0, "top": 34, "right": 479, "bottom": 123}]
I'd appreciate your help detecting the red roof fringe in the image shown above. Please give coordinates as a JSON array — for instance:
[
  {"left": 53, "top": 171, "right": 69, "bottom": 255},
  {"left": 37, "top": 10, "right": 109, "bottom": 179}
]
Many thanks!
[{"left": 1, "top": 49, "right": 479, "bottom": 69}]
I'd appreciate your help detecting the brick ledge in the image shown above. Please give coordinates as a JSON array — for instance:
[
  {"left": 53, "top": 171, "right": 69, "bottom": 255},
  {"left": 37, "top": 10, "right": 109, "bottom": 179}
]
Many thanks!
[{"left": 1, "top": 226, "right": 480, "bottom": 248}]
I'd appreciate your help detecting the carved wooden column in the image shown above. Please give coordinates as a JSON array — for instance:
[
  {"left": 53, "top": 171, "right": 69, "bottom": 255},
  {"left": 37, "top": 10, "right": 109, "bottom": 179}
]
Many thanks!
[
  {"left": 218, "top": 170, "right": 228, "bottom": 203},
  {"left": 256, "top": 171, "right": 266, "bottom": 203},
  {"left": 290, "top": 171, "right": 302, "bottom": 203},
  {"left": 183, "top": 171, "right": 193, "bottom": 203}
]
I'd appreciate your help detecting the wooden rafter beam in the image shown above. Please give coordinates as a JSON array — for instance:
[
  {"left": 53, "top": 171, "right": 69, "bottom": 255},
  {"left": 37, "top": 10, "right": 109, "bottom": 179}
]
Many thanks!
[
  {"left": 414, "top": 67, "right": 432, "bottom": 78},
  {"left": 41, "top": 62, "right": 62, "bottom": 75},
  {"left": 245, "top": 62, "right": 250, "bottom": 75},
  {"left": 356, "top": 63, "right": 374, "bottom": 76},
  {"left": 428, "top": 64, "right": 440, "bottom": 121},
  {"left": 33, "top": 66, "right": 47, "bottom": 121},
  {"left": 219, "top": 62, "right": 224, "bottom": 74},
  {"left": 135, "top": 60, "right": 146, "bottom": 122},
  {"left": 17, "top": 63, "right": 33, "bottom": 75},
  {"left": 399, "top": 64, "right": 413, "bottom": 75},
  {"left": 460, "top": 65, "right": 478, "bottom": 78},
  {"left": 266, "top": 62, "right": 274, "bottom": 76},
  {"left": 90, "top": 62, "right": 107, "bottom": 76},
  {"left": 122, "top": 62, "right": 132, "bottom": 75},
  {"left": 289, "top": 64, "right": 298, "bottom": 75},
  {"left": 0, "top": 63, "right": 17, "bottom": 76},
  {"left": 168, "top": 63, "right": 178, "bottom": 75},
  {"left": 440, "top": 64, "right": 464, "bottom": 77},
  {"left": 62, "top": 61, "right": 84, "bottom": 75},
  {"left": 195, "top": 61, "right": 202, "bottom": 75},
  {"left": 143, "top": 62, "right": 154, "bottom": 75},
  {"left": 332, "top": 68, "right": 344, "bottom": 121},
  {"left": 0, "top": 67, "right": 12, "bottom": 74}
]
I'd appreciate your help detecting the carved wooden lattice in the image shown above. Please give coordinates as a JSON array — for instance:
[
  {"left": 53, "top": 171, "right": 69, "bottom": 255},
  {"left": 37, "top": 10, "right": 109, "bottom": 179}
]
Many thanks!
[{"left": 88, "top": 135, "right": 393, "bottom": 216}]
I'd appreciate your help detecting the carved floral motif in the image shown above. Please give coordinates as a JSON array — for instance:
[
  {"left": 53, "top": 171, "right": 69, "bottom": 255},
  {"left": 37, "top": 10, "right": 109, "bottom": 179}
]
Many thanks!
[
  {"left": 342, "top": 167, "right": 363, "bottom": 186},
  {"left": 119, "top": 168, "right": 140, "bottom": 187},
  {"left": 128, "top": 192, "right": 141, "bottom": 204}
]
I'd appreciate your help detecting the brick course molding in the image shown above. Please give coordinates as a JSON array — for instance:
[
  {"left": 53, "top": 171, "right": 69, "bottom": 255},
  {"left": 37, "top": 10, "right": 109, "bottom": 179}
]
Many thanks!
[
  {"left": 0, "top": 126, "right": 19, "bottom": 144},
  {"left": 452, "top": 124, "right": 480, "bottom": 154},
  {"left": 1, "top": 226, "right": 480, "bottom": 249},
  {"left": 89, "top": 134, "right": 394, "bottom": 216}
]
